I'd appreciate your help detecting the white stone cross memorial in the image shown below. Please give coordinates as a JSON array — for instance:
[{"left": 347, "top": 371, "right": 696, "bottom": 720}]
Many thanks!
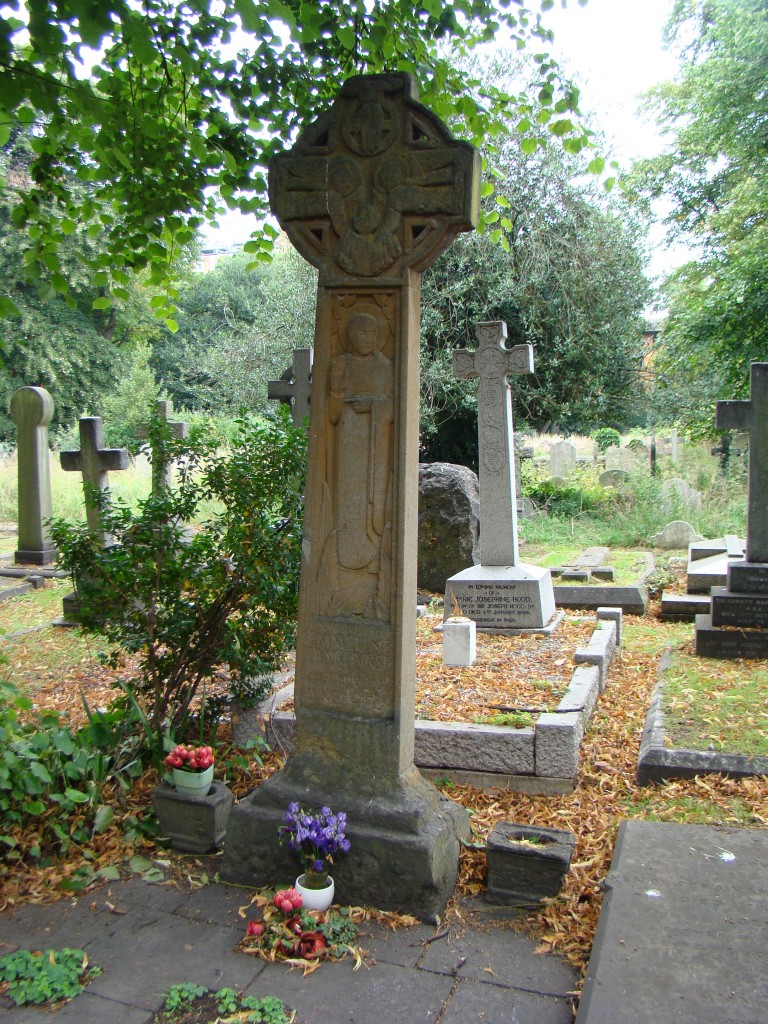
[
  {"left": 11, "top": 386, "right": 57, "bottom": 565},
  {"left": 267, "top": 348, "right": 313, "bottom": 426},
  {"left": 446, "top": 321, "right": 556, "bottom": 631},
  {"left": 60, "top": 417, "right": 129, "bottom": 539},
  {"left": 137, "top": 399, "right": 189, "bottom": 493}
]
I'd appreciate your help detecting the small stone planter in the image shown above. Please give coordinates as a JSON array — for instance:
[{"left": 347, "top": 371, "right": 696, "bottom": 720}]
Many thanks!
[
  {"left": 151, "top": 780, "right": 234, "bottom": 854},
  {"left": 485, "top": 822, "right": 575, "bottom": 905}
]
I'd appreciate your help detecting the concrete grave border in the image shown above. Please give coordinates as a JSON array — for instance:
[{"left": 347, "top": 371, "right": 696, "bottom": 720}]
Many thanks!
[
  {"left": 267, "top": 609, "right": 620, "bottom": 793},
  {"left": 637, "top": 649, "right": 768, "bottom": 784}
]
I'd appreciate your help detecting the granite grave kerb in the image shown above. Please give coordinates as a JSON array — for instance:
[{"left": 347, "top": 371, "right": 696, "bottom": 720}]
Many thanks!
[{"left": 221, "top": 72, "right": 481, "bottom": 921}]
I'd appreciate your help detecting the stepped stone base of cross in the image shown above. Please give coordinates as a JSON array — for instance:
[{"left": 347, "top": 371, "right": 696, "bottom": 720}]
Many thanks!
[
  {"left": 696, "top": 363, "right": 768, "bottom": 658},
  {"left": 446, "top": 563, "right": 557, "bottom": 632}
]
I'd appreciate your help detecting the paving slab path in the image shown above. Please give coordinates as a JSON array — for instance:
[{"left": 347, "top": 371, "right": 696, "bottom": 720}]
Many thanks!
[
  {"left": 577, "top": 820, "right": 768, "bottom": 1024},
  {"left": 0, "top": 875, "right": 578, "bottom": 1023}
]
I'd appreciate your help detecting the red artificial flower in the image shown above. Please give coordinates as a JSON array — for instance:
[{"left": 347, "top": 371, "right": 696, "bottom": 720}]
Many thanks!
[
  {"left": 297, "top": 931, "right": 327, "bottom": 960},
  {"left": 246, "top": 921, "right": 265, "bottom": 937}
]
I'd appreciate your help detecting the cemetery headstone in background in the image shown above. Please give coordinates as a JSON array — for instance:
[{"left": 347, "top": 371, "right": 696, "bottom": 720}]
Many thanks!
[
  {"left": 267, "top": 347, "right": 313, "bottom": 426},
  {"left": 696, "top": 363, "right": 768, "bottom": 656},
  {"left": 222, "top": 72, "right": 480, "bottom": 919},
  {"left": 136, "top": 399, "right": 189, "bottom": 494},
  {"left": 11, "top": 386, "right": 57, "bottom": 565},
  {"left": 549, "top": 439, "right": 576, "bottom": 481},
  {"left": 445, "top": 321, "right": 556, "bottom": 631}
]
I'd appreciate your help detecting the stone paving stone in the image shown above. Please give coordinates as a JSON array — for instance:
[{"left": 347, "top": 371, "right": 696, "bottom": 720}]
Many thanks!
[
  {"left": 248, "top": 957, "right": 454, "bottom": 1024},
  {"left": 98, "top": 876, "right": 190, "bottom": 915},
  {"left": 0, "top": 899, "right": 116, "bottom": 952},
  {"left": 356, "top": 920, "right": 437, "bottom": 967},
  {"left": 417, "top": 925, "right": 577, "bottom": 995},
  {"left": 441, "top": 977, "right": 576, "bottom": 1024},
  {"left": 85, "top": 901, "right": 263, "bottom": 1012},
  {"left": 0, "top": 991, "right": 154, "bottom": 1022},
  {"left": 170, "top": 878, "right": 254, "bottom": 931}
]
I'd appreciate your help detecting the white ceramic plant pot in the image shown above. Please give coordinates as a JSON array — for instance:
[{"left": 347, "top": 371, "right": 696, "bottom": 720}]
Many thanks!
[
  {"left": 172, "top": 764, "right": 214, "bottom": 798},
  {"left": 295, "top": 873, "right": 335, "bottom": 912}
]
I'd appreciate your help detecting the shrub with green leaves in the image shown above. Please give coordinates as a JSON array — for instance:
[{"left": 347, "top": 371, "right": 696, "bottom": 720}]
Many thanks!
[
  {"left": 0, "top": 948, "right": 101, "bottom": 1006},
  {"left": 51, "top": 407, "right": 306, "bottom": 760},
  {"left": 592, "top": 427, "right": 621, "bottom": 453}
]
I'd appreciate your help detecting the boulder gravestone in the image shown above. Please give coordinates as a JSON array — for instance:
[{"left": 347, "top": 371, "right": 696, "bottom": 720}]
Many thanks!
[
  {"left": 417, "top": 463, "right": 479, "bottom": 593},
  {"left": 696, "top": 363, "right": 768, "bottom": 656},
  {"left": 11, "top": 386, "right": 57, "bottom": 565},
  {"left": 222, "top": 73, "right": 479, "bottom": 919},
  {"left": 445, "top": 322, "right": 555, "bottom": 631}
]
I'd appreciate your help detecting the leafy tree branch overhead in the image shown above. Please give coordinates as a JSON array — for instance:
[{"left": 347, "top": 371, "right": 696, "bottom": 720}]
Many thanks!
[{"left": 0, "top": 0, "right": 589, "bottom": 327}]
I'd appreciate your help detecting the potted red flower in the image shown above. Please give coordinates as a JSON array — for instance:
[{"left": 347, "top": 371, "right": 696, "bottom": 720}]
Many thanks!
[{"left": 165, "top": 744, "right": 215, "bottom": 797}]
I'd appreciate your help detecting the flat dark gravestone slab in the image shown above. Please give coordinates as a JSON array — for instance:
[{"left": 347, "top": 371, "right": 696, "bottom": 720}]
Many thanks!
[{"left": 576, "top": 820, "right": 768, "bottom": 1024}]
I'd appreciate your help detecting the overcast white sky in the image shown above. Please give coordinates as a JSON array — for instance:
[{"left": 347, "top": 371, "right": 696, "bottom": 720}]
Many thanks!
[{"left": 204, "top": 0, "right": 686, "bottom": 281}]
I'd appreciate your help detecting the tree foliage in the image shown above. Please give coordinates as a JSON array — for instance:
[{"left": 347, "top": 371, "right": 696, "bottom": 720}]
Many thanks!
[
  {"left": 0, "top": 0, "right": 589, "bottom": 330},
  {"left": 420, "top": 132, "right": 649, "bottom": 465},
  {"left": 629, "top": 0, "right": 768, "bottom": 435}
]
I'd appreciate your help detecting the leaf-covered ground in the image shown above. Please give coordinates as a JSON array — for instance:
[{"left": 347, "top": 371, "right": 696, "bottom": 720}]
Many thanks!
[{"left": 2, "top": 582, "right": 767, "bottom": 981}]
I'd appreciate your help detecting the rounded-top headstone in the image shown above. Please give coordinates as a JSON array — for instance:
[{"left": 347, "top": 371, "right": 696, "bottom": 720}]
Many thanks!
[{"left": 11, "top": 386, "right": 54, "bottom": 429}]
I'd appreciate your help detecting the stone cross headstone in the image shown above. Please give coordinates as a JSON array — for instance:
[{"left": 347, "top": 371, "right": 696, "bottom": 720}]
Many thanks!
[
  {"left": 696, "top": 364, "right": 768, "bottom": 658},
  {"left": 550, "top": 439, "right": 577, "bottom": 481},
  {"left": 267, "top": 348, "right": 313, "bottom": 426},
  {"left": 222, "top": 72, "right": 480, "bottom": 919},
  {"left": 60, "top": 417, "right": 129, "bottom": 539},
  {"left": 444, "top": 322, "right": 556, "bottom": 631},
  {"left": 452, "top": 322, "right": 532, "bottom": 566},
  {"left": 11, "top": 386, "right": 57, "bottom": 565},
  {"left": 137, "top": 399, "right": 189, "bottom": 494}
]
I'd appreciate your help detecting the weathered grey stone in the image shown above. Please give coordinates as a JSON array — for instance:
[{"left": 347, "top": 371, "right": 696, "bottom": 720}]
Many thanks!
[
  {"left": 591, "top": 566, "right": 616, "bottom": 581},
  {"left": 660, "top": 592, "right": 711, "bottom": 620},
  {"left": 60, "top": 416, "right": 130, "bottom": 538},
  {"left": 414, "top": 721, "right": 535, "bottom": 775},
  {"left": 573, "top": 619, "right": 617, "bottom": 691},
  {"left": 549, "top": 440, "right": 576, "bottom": 480},
  {"left": 557, "top": 664, "right": 600, "bottom": 725},
  {"left": 711, "top": 586, "right": 768, "bottom": 628},
  {"left": 11, "top": 386, "right": 57, "bottom": 565},
  {"left": 651, "top": 520, "right": 702, "bottom": 549},
  {"left": 598, "top": 468, "right": 629, "bottom": 488},
  {"left": 596, "top": 606, "right": 623, "bottom": 646},
  {"left": 417, "top": 463, "right": 479, "bottom": 592},
  {"left": 485, "top": 822, "right": 575, "bottom": 905},
  {"left": 446, "top": 563, "right": 556, "bottom": 630},
  {"left": 604, "top": 446, "right": 638, "bottom": 472},
  {"left": 535, "top": 711, "right": 583, "bottom": 778},
  {"left": 151, "top": 780, "right": 234, "bottom": 853},
  {"left": 661, "top": 478, "right": 702, "bottom": 515},
  {"left": 221, "top": 72, "right": 480, "bottom": 922},
  {"left": 728, "top": 559, "right": 768, "bottom": 592},
  {"left": 136, "top": 399, "right": 189, "bottom": 494},
  {"left": 0, "top": 580, "right": 33, "bottom": 602},
  {"left": 267, "top": 347, "right": 313, "bottom": 426},
  {"left": 695, "top": 611, "right": 768, "bottom": 658},
  {"left": 573, "top": 547, "right": 610, "bottom": 568},
  {"left": 554, "top": 584, "right": 648, "bottom": 616}
]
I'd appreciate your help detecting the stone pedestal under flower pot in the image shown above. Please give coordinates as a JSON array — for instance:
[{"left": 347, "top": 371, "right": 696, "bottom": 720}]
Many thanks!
[
  {"left": 485, "top": 822, "right": 575, "bottom": 905},
  {"left": 151, "top": 780, "right": 234, "bottom": 854}
]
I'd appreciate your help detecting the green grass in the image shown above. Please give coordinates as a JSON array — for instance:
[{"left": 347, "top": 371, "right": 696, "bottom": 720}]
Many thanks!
[
  {"left": 1, "top": 579, "right": 72, "bottom": 635},
  {"left": 661, "top": 649, "right": 768, "bottom": 757}
]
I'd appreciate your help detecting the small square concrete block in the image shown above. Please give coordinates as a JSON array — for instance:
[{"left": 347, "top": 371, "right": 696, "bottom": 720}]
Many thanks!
[
  {"left": 596, "top": 606, "right": 623, "bottom": 646},
  {"left": 592, "top": 566, "right": 616, "bottom": 581},
  {"left": 535, "top": 711, "right": 582, "bottom": 779},
  {"left": 443, "top": 616, "right": 477, "bottom": 666},
  {"left": 151, "top": 780, "right": 234, "bottom": 853},
  {"left": 485, "top": 822, "right": 575, "bottom": 904}
]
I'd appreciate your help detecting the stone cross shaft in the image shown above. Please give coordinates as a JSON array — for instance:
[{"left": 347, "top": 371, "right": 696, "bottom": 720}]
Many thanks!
[
  {"left": 453, "top": 322, "right": 534, "bottom": 566},
  {"left": 11, "top": 386, "right": 57, "bottom": 565},
  {"left": 137, "top": 399, "right": 189, "bottom": 493},
  {"left": 717, "top": 362, "right": 768, "bottom": 563},
  {"left": 269, "top": 72, "right": 480, "bottom": 781},
  {"left": 267, "top": 348, "right": 313, "bottom": 426},
  {"left": 60, "top": 417, "right": 129, "bottom": 537}
]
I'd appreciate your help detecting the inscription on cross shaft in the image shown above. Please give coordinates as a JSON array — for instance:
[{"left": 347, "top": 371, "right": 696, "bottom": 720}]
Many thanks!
[
  {"left": 717, "top": 363, "right": 768, "bottom": 564},
  {"left": 60, "top": 417, "right": 129, "bottom": 539},
  {"left": 267, "top": 348, "right": 313, "bottom": 426},
  {"left": 453, "top": 321, "right": 533, "bottom": 566}
]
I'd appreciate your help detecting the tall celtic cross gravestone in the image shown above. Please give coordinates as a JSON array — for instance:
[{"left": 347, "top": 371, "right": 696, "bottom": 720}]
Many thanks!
[
  {"left": 11, "top": 386, "right": 57, "bottom": 565},
  {"left": 60, "top": 417, "right": 129, "bottom": 540},
  {"left": 267, "top": 348, "right": 313, "bottom": 426},
  {"left": 136, "top": 399, "right": 189, "bottom": 494},
  {"left": 696, "top": 363, "right": 768, "bottom": 657},
  {"left": 223, "top": 72, "right": 480, "bottom": 919},
  {"left": 445, "top": 321, "right": 556, "bottom": 631}
]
